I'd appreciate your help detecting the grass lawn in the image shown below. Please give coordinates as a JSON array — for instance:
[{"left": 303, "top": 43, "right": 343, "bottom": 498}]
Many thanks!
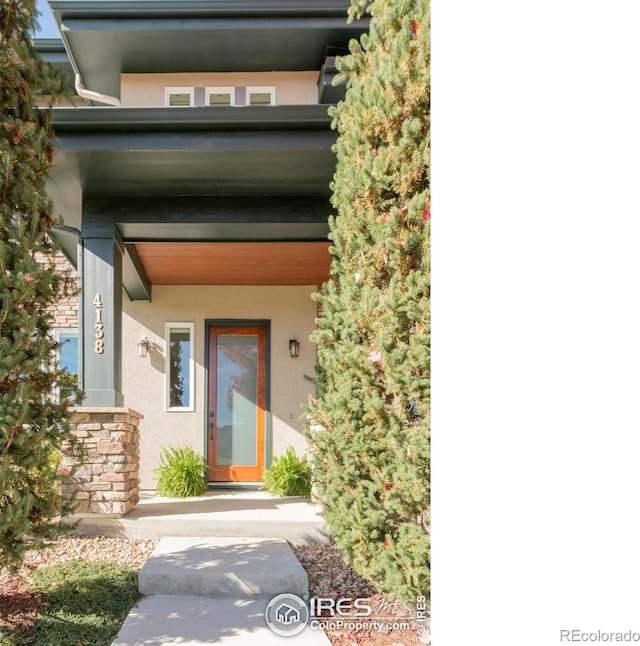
[{"left": 0, "top": 559, "right": 140, "bottom": 646}]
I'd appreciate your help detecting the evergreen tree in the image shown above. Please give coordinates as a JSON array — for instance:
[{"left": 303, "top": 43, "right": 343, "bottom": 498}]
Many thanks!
[
  {"left": 307, "top": 0, "right": 430, "bottom": 601},
  {"left": 0, "top": 0, "right": 81, "bottom": 566}
]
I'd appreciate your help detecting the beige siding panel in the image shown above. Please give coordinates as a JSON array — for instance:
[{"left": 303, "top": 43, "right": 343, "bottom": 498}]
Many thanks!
[{"left": 121, "top": 72, "right": 319, "bottom": 106}]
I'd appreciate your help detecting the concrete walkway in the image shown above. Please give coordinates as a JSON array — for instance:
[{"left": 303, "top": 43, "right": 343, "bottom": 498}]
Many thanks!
[
  {"left": 112, "top": 536, "right": 331, "bottom": 645},
  {"left": 76, "top": 494, "right": 334, "bottom": 644},
  {"left": 112, "top": 596, "right": 330, "bottom": 645},
  {"left": 72, "top": 491, "right": 331, "bottom": 544}
]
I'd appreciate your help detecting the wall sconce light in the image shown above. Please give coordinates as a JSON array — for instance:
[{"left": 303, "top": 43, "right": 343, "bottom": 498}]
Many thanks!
[
  {"left": 289, "top": 339, "right": 300, "bottom": 358},
  {"left": 137, "top": 335, "right": 150, "bottom": 359}
]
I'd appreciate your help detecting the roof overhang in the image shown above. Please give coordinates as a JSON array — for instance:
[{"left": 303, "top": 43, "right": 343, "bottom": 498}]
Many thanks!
[
  {"left": 50, "top": 104, "right": 337, "bottom": 198},
  {"left": 48, "top": 104, "right": 337, "bottom": 299},
  {"left": 48, "top": 0, "right": 367, "bottom": 99}
]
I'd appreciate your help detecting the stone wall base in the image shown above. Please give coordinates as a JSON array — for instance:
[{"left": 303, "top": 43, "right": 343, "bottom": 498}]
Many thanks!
[{"left": 62, "top": 408, "right": 143, "bottom": 518}]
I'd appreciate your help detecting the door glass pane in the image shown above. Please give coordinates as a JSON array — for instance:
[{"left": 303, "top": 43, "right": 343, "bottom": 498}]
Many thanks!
[{"left": 216, "top": 335, "right": 258, "bottom": 467}]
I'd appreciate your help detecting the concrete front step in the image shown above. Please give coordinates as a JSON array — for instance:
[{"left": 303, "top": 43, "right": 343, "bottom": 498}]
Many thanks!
[
  {"left": 70, "top": 492, "right": 332, "bottom": 544},
  {"left": 138, "top": 536, "right": 309, "bottom": 598},
  {"left": 73, "top": 515, "right": 331, "bottom": 544},
  {"left": 112, "top": 596, "right": 331, "bottom": 645}
]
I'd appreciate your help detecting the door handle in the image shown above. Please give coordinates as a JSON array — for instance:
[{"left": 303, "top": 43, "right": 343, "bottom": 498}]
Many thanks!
[{"left": 209, "top": 421, "right": 215, "bottom": 441}]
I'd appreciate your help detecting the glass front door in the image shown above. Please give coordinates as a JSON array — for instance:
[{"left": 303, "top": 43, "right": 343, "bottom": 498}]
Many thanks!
[{"left": 207, "top": 326, "right": 266, "bottom": 481}]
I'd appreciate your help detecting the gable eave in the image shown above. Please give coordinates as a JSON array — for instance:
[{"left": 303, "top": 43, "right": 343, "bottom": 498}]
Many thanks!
[{"left": 48, "top": 0, "right": 368, "bottom": 99}]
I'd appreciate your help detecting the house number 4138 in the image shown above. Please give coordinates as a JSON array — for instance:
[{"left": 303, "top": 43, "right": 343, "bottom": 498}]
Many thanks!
[{"left": 93, "top": 293, "right": 105, "bottom": 354}]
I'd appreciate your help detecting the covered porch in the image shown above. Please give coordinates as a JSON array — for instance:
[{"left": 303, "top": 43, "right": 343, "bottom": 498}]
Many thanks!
[
  {"left": 50, "top": 105, "right": 336, "bottom": 507},
  {"left": 49, "top": 105, "right": 335, "bottom": 405}
]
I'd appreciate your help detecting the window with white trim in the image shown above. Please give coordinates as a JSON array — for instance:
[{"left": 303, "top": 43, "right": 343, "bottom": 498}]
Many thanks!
[
  {"left": 247, "top": 86, "right": 276, "bottom": 106},
  {"left": 206, "top": 86, "right": 235, "bottom": 106},
  {"left": 165, "top": 87, "right": 194, "bottom": 107},
  {"left": 165, "top": 322, "right": 195, "bottom": 411},
  {"left": 52, "top": 328, "right": 79, "bottom": 403},
  {"left": 56, "top": 329, "right": 79, "bottom": 376}
]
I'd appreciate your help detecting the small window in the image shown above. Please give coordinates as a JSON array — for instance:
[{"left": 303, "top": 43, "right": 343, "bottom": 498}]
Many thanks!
[
  {"left": 165, "top": 87, "right": 194, "bottom": 107},
  {"left": 53, "top": 329, "right": 79, "bottom": 403},
  {"left": 165, "top": 322, "right": 195, "bottom": 411},
  {"left": 206, "top": 86, "right": 235, "bottom": 106},
  {"left": 247, "top": 86, "right": 276, "bottom": 106},
  {"left": 58, "top": 331, "right": 79, "bottom": 376}
]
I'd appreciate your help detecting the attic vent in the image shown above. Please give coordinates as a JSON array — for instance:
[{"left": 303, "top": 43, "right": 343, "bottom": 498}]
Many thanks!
[
  {"left": 164, "top": 85, "right": 276, "bottom": 107},
  {"left": 247, "top": 86, "right": 276, "bottom": 106},
  {"left": 206, "top": 86, "right": 235, "bottom": 106},
  {"left": 165, "top": 86, "right": 194, "bottom": 107},
  {"left": 210, "top": 93, "right": 231, "bottom": 105}
]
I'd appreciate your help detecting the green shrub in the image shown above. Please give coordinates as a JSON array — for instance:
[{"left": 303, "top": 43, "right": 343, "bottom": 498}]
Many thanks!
[
  {"left": 261, "top": 447, "right": 312, "bottom": 497},
  {"left": 154, "top": 446, "right": 208, "bottom": 498}
]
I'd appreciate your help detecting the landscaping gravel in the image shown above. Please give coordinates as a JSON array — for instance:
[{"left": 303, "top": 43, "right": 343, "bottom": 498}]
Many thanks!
[
  {"left": 292, "top": 543, "right": 430, "bottom": 646},
  {"left": 0, "top": 536, "right": 430, "bottom": 646}
]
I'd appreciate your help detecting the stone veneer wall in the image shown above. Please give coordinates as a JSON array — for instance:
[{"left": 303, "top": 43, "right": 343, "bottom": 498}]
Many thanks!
[
  {"left": 43, "top": 251, "right": 79, "bottom": 328},
  {"left": 62, "top": 408, "right": 142, "bottom": 517}
]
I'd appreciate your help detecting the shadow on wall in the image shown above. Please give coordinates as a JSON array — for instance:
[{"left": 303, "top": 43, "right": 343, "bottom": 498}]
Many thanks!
[{"left": 148, "top": 340, "right": 164, "bottom": 373}]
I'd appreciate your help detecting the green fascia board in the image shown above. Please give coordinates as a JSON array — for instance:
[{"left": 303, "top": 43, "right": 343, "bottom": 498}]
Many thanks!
[
  {"left": 47, "top": 105, "right": 337, "bottom": 196},
  {"left": 48, "top": 0, "right": 359, "bottom": 18},
  {"left": 51, "top": 104, "right": 333, "bottom": 132},
  {"left": 33, "top": 37, "right": 67, "bottom": 52}
]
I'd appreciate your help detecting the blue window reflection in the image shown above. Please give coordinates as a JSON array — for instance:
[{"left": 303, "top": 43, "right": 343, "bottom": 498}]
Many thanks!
[
  {"left": 34, "top": 1, "right": 60, "bottom": 37},
  {"left": 58, "top": 333, "right": 78, "bottom": 376}
]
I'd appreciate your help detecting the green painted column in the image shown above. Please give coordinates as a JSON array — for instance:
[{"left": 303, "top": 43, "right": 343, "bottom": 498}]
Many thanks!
[{"left": 81, "top": 225, "right": 124, "bottom": 407}]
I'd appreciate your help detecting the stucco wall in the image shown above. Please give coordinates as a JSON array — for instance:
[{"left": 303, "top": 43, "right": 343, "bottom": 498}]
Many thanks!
[
  {"left": 120, "top": 72, "right": 319, "bottom": 106},
  {"left": 122, "top": 285, "right": 318, "bottom": 490}
]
